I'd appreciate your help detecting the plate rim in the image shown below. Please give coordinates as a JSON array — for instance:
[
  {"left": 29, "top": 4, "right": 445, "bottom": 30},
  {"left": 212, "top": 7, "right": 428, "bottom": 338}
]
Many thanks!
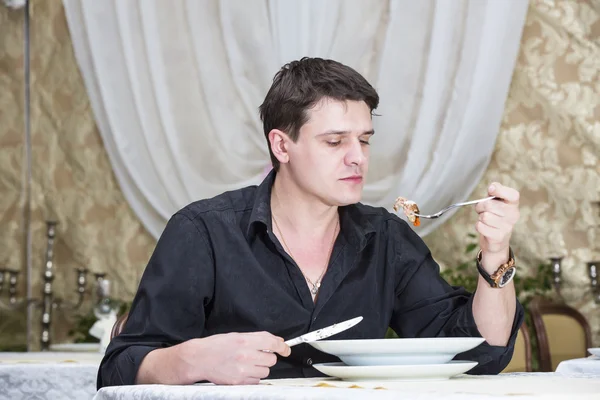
[
  {"left": 314, "top": 337, "right": 485, "bottom": 345},
  {"left": 309, "top": 337, "right": 486, "bottom": 355},
  {"left": 312, "top": 360, "right": 478, "bottom": 380},
  {"left": 313, "top": 359, "right": 478, "bottom": 370}
]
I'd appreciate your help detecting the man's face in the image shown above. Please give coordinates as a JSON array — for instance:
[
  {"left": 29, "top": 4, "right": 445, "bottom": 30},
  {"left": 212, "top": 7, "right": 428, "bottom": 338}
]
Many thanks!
[{"left": 285, "top": 98, "right": 373, "bottom": 206}]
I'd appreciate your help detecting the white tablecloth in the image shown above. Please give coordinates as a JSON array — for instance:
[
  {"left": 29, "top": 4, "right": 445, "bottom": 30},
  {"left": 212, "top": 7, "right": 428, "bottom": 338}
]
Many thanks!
[
  {"left": 0, "top": 352, "right": 103, "bottom": 400},
  {"left": 556, "top": 356, "right": 600, "bottom": 375},
  {"left": 93, "top": 372, "right": 600, "bottom": 400}
]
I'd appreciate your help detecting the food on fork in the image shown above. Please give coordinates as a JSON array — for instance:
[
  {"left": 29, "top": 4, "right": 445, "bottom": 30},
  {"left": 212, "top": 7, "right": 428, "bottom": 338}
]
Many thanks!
[{"left": 393, "top": 197, "right": 421, "bottom": 227}]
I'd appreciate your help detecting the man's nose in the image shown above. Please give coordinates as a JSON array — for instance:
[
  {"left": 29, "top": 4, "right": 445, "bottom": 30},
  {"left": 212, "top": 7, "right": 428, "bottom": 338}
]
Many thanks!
[{"left": 344, "top": 140, "right": 367, "bottom": 166}]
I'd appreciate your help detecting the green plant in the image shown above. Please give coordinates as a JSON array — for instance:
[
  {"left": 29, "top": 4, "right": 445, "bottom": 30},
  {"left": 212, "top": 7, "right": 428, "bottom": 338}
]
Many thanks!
[
  {"left": 385, "top": 326, "right": 398, "bottom": 338},
  {"left": 68, "top": 300, "right": 131, "bottom": 343},
  {"left": 0, "top": 343, "right": 27, "bottom": 352},
  {"left": 69, "top": 310, "right": 100, "bottom": 343},
  {"left": 439, "top": 233, "right": 480, "bottom": 293}
]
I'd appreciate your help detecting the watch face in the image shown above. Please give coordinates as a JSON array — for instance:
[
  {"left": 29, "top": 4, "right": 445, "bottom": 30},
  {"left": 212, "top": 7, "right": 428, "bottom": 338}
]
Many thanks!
[{"left": 498, "top": 267, "right": 516, "bottom": 288}]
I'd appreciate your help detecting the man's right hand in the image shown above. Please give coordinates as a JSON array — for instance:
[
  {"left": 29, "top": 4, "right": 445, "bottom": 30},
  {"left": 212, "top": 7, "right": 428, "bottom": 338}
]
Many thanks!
[{"left": 136, "top": 331, "right": 291, "bottom": 385}]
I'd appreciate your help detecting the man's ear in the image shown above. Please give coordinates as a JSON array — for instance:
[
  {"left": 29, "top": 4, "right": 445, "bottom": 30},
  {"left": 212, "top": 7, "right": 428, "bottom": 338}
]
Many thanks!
[{"left": 268, "top": 129, "right": 290, "bottom": 165}]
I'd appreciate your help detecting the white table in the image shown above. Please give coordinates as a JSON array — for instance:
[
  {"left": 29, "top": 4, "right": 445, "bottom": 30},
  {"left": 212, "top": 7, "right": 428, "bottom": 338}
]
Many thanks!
[
  {"left": 556, "top": 356, "right": 600, "bottom": 375},
  {"left": 0, "top": 351, "right": 103, "bottom": 400},
  {"left": 93, "top": 372, "right": 600, "bottom": 400}
]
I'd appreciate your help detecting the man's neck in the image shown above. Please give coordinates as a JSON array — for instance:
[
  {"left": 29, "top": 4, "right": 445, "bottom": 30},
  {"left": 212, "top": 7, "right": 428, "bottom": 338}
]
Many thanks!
[{"left": 270, "top": 171, "right": 339, "bottom": 239}]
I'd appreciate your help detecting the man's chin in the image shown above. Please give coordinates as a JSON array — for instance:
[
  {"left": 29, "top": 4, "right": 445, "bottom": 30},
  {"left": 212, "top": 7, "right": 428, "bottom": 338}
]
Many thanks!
[{"left": 334, "top": 193, "right": 363, "bottom": 206}]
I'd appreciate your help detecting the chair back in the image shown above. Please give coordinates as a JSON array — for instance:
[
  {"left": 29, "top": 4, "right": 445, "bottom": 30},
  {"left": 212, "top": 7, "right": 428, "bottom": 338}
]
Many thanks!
[
  {"left": 529, "top": 297, "right": 592, "bottom": 372},
  {"left": 502, "top": 322, "right": 532, "bottom": 372},
  {"left": 110, "top": 312, "right": 129, "bottom": 340}
]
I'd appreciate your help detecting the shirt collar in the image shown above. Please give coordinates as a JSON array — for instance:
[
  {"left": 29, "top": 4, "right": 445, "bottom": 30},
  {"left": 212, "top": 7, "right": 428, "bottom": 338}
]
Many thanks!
[
  {"left": 339, "top": 202, "right": 376, "bottom": 250},
  {"left": 246, "top": 169, "right": 276, "bottom": 238},
  {"left": 246, "top": 169, "right": 376, "bottom": 246}
]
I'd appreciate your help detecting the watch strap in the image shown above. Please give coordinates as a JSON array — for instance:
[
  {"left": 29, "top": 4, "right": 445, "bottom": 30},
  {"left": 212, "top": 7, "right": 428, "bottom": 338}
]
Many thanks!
[{"left": 476, "top": 248, "right": 515, "bottom": 288}]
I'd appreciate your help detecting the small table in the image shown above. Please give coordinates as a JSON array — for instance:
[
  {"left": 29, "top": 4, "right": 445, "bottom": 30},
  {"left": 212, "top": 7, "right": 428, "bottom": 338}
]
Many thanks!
[
  {"left": 0, "top": 351, "right": 103, "bottom": 400},
  {"left": 556, "top": 356, "right": 600, "bottom": 375}
]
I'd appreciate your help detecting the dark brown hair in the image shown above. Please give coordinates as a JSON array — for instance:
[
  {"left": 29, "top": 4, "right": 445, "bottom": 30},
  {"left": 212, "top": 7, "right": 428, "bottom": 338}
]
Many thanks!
[{"left": 259, "top": 57, "right": 379, "bottom": 170}]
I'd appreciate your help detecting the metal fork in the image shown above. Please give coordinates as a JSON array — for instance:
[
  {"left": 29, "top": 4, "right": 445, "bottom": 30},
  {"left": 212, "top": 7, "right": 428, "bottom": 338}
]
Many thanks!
[{"left": 412, "top": 196, "right": 500, "bottom": 219}]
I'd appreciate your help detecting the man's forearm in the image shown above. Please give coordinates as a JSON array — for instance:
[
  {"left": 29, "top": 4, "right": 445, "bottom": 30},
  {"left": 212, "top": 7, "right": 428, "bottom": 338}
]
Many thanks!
[
  {"left": 472, "top": 250, "right": 517, "bottom": 346},
  {"left": 136, "top": 344, "right": 193, "bottom": 385}
]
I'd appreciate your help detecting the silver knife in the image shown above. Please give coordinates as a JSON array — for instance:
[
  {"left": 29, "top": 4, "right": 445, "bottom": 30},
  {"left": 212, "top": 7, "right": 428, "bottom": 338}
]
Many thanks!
[{"left": 284, "top": 316, "right": 363, "bottom": 347}]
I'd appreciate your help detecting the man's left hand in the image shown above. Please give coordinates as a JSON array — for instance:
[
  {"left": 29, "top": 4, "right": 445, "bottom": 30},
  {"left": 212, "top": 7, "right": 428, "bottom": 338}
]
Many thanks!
[{"left": 475, "top": 182, "right": 520, "bottom": 262}]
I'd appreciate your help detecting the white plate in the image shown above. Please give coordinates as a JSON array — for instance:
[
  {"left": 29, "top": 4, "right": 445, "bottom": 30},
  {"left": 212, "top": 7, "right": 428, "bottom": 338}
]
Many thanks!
[
  {"left": 49, "top": 343, "right": 100, "bottom": 352},
  {"left": 309, "top": 337, "right": 485, "bottom": 366},
  {"left": 313, "top": 360, "right": 477, "bottom": 381},
  {"left": 588, "top": 348, "right": 600, "bottom": 357}
]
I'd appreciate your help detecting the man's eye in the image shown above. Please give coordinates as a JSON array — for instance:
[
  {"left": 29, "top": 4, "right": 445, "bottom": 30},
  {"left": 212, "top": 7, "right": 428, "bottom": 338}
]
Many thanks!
[
  {"left": 360, "top": 140, "right": 370, "bottom": 145},
  {"left": 327, "top": 141, "right": 341, "bottom": 146}
]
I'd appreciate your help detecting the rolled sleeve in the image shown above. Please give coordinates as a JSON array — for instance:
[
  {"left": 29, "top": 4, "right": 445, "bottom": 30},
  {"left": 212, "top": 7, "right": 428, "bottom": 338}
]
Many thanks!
[
  {"left": 98, "top": 345, "right": 157, "bottom": 387},
  {"left": 452, "top": 295, "right": 525, "bottom": 374}
]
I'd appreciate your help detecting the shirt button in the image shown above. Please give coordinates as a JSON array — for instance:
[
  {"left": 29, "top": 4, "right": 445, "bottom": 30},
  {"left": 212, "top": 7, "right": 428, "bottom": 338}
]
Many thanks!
[{"left": 305, "top": 358, "right": 313, "bottom": 366}]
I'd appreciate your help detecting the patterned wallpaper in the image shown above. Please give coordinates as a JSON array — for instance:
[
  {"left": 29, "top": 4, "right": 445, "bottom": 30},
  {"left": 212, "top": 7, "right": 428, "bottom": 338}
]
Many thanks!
[
  {"left": 0, "top": 0, "right": 155, "bottom": 350},
  {"left": 0, "top": 0, "right": 598, "bottom": 350}
]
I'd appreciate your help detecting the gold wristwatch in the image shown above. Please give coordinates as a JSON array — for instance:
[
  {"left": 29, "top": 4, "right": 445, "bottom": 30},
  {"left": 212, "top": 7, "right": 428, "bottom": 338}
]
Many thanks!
[{"left": 476, "top": 248, "right": 516, "bottom": 288}]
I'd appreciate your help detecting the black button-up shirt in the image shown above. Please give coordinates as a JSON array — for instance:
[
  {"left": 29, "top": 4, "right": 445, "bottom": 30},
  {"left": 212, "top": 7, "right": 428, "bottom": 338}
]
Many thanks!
[{"left": 97, "top": 170, "right": 524, "bottom": 388}]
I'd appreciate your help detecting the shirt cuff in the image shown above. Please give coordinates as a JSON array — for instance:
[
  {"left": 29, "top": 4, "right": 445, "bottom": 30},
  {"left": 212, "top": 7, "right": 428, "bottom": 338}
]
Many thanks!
[
  {"left": 452, "top": 294, "right": 525, "bottom": 374},
  {"left": 104, "top": 345, "right": 157, "bottom": 387}
]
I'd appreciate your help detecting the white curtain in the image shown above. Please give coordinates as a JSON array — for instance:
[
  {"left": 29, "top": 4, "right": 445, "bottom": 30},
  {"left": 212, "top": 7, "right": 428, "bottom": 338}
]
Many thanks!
[{"left": 62, "top": 0, "right": 528, "bottom": 239}]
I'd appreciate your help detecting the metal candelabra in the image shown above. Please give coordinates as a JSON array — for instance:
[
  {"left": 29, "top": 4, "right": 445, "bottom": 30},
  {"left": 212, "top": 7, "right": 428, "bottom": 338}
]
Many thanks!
[
  {"left": 550, "top": 257, "right": 600, "bottom": 304},
  {"left": 589, "top": 201, "right": 600, "bottom": 304},
  {"left": 587, "top": 261, "right": 600, "bottom": 304},
  {"left": 0, "top": 220, "right": 109, "bottom": 350},
  {"left": 549, "top": 201, "right": 600, "bottom": 304}
]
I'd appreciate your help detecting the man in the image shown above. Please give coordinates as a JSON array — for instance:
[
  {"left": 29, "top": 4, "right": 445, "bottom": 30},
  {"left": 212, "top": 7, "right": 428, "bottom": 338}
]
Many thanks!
[{"left": 97, "top": 57, "right": 523, "bottom": 388}]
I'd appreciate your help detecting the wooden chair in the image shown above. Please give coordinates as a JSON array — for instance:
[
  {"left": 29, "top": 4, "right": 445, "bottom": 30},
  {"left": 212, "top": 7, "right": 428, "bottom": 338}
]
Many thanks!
[
  {"left": 502, "top": 322, "right": 532, "bottom": 372},
  {"left": 110, "top": 311, "right": 129, "bottom": 340},
  {"left": 529, "top": 297, "right": 592, "bottom": 372}
]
